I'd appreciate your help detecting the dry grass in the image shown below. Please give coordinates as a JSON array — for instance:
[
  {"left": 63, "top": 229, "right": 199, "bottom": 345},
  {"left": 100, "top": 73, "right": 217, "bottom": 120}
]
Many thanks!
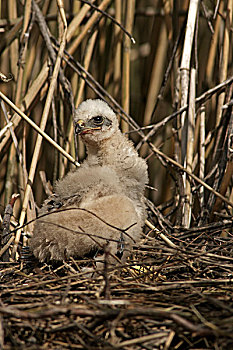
[{"left": 0, "top": 1, "right": 233, "bottom": 349}]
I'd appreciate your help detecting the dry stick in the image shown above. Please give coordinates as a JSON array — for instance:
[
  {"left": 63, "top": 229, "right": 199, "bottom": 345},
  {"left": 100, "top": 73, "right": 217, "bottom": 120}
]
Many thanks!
[
  {"left": 115, "top": 332, "right": 169, "bottom": 348},
  {"left": 145, "top": 220, "right": 177, "bottom": 249},
  {"left": 149, "top": 142, "right": 233, "bottom": 209},
  {"left": 12, "top": 6, "right": 68, "bottom": 257},
  {"left": 184, "top": 68, "right": 196, "bottom": 228},
  {"left": 0, "top": 92, "right": 79, "bottom": 166},
  {"left": 121, "top": 0, "right": 135, "bottom": 134}
]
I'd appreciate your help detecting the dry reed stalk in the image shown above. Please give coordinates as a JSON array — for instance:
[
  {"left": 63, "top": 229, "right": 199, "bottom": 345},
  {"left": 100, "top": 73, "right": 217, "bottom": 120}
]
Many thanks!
[
  {"left": 0, "top": 63, "right": 50, "bottom": 154},
  {"left": 15, "top": 0, "right": 32, "bottom": 105},
  {"left": 179, "top": 0, "right": 199, "bottom": 225},
  {"left": 0, "top": 17, "right": 23, "bottom": 55},
  {"left": 0, "top": 92, "right": 78, "bottom": 166},
  {"left": 4, "top": 1, "right": 19, "bottom": 210},
  {"left": 183, "top": 68, "right": 196, "bottom": 228},
  {"left": 199, "top": 106, "right": 206, "bottom": 210},
  {"left": 66, "top": 2, "right": 91, "bottom": 42},
  {"left": 149, "top": 142, "right": 233, "bottom": 210},
  {"left": 180, "top": 0, "right": 199, "bottom": 164},
  {"left": 212, "top": 154, "right": 233, "bottom": 217},
  {"left": 121, "top": 0, "right": 135, "bottom": 134},
  {"left": 8, "top": 0, "right": 18, "bottom": 86},
  {"left": 13, "top": 1, "right": 68, "bottom": 256},
  {"left": 143, "top": 21, "right": 168, "bottom": 126},
  {"left": 206, "top": 1, "right": 224, "bottom": 86},
  {"left": 170, "top": 2, "right": 181, "bottom": 193},
  {"left": 4, "top": 2, "right": 18, "bottom": 208},
  {"left": 23, "top": 31, "right": 42, "bottom": 93},
  {"left": 4, "top": 144, "right": 15, "bottom": 207},
  {"left": 71, "top": 30, "right": 98, "bottom": 163},
  {"left": 67, "top": 0, "right": 111, "bottom": 56},
  {"left": 211, "top": 109, "right": 233, "bottom": 217},
  {"left": 75, "top": 31, "right": 98, "bottom": 108},
  {"left": 113, "top": 0, "right": 122, "bottom": 99},
  {"left": 215, "top": 0, "right": 232, "bottom": 127}
]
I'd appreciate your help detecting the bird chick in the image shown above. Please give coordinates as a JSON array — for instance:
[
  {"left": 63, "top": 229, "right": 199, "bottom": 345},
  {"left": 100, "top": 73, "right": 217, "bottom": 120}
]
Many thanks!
[{"left": 29, "top": 99, "right": 148, "bottom": 267}]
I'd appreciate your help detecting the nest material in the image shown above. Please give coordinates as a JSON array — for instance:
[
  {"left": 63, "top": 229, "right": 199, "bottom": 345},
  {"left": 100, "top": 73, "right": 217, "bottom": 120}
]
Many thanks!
[{"left": 1, "top": 223, "right": 233, "bottom": 350}]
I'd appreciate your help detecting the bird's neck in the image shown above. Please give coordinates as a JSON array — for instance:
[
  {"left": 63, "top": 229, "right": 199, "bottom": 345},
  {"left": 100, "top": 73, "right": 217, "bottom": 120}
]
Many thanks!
[{"left": 85, "top": 131, "right": 129, "bottom": 167}]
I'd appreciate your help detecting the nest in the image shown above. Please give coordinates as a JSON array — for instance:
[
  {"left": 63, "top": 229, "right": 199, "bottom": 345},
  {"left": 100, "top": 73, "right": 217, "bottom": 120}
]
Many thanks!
[{"left": 1, "top": 222, "right": 233, "bottom": 349}]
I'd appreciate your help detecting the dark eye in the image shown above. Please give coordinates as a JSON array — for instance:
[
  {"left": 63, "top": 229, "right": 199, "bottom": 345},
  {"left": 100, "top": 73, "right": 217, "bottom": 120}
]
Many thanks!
[{"left": 92, "top": 116, "right": 103, "bottom": 125}]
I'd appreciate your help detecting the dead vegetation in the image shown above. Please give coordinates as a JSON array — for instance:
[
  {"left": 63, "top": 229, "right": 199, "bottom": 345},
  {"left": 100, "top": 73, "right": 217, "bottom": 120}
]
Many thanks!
[{"left": 0, "top": 0, "right": 233, "bottom": 349}]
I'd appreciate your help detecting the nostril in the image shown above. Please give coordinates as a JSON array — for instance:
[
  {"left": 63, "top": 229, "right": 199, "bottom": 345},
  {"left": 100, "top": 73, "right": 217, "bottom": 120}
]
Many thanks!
[
  {"left": 75, "top": 124, "right": 80, "bottom": 134},
  {"left": 75, "top": 120, "right": 85, "bottom": 134}
]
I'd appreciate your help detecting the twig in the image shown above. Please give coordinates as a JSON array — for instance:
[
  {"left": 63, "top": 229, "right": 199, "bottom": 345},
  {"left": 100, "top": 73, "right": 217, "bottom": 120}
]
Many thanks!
[{"left": 145, "top": 220, "right": 177, "bottom": 249}]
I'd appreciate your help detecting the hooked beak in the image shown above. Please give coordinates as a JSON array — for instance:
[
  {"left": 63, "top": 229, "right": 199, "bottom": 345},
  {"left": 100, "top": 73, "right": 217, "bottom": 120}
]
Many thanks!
[{"left": 75, "top": 119, "right": 101, "bottom": 135}]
